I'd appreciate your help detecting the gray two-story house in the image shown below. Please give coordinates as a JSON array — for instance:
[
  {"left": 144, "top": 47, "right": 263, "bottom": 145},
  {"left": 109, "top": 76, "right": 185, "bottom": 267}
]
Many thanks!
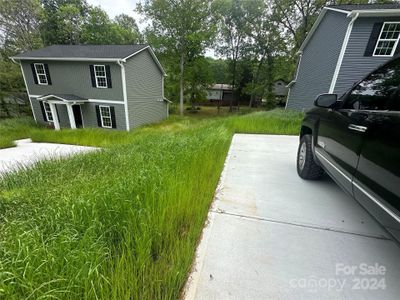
[
  {"left": 287, "top": 4, "right": 400, "bottom": 110},
  {"left": 11, "top": 44, "right": 170, "bottom": 130}
]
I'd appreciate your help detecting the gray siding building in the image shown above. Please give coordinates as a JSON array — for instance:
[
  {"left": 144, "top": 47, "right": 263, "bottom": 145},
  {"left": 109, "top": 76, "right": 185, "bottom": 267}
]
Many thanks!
[
  {"left": 11, "top": 44, "right": 169, "bottom": 131},
  {"left": 287, "top": 4, "right": 400, "bottom": 111}
]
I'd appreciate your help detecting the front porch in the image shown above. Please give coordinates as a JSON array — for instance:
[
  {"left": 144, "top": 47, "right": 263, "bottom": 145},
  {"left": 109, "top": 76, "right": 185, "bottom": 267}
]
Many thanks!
[{"left": 38, "top": 94, "right": 86, "bottom": 130}]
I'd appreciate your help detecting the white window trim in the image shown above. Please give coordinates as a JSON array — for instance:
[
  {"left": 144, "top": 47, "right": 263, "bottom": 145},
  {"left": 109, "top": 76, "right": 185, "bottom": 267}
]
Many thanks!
[
  {"left": 94, "top": 64, "right": 108, "bottom": 89},
  {"left": 43, "top": 102, "right": 53, "bottom": 122},
  {"left": 34, "top": 63, "right": 48, "bottom": 85},
  {"left": 99, "top": 105, "right": 112, "bottom": 128},
  {"left": 373, "top": 22, "right": 400, "bottom": 57}
]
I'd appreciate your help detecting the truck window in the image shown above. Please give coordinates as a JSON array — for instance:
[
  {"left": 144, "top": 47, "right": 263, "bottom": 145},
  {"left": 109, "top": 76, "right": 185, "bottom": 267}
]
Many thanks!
[{"left": 343, "top": 58, "right": 400, "bottom": 111}]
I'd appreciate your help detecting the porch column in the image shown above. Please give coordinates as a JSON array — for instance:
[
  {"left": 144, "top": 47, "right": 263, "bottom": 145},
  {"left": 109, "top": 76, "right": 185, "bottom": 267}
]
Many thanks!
[
  {"left": 49, "top": 103, "right": 60, "bottom": 130},
  {"left": 66, "top": 103, "right": 76, "bottom": 129}
]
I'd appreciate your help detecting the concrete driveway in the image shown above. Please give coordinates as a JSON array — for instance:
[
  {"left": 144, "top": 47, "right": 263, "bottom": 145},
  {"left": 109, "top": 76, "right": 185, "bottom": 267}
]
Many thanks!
[
  {"left": 0, "top": 139, "right": 97, "bottom": 175},
  {"left": 185, "top": 134, "right": 400, "bottom": 300}
]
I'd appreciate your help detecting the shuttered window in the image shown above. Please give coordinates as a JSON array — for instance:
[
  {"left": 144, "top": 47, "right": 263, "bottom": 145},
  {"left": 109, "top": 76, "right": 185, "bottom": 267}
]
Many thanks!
[
  {"left": 43, "top": 102, "right": 54, "bottom": 122},
  {"left": 373, "top": 22, "right": 400, "bottom": 57},
  {"left": 99, "top": 105, "right": 112, "bottom": 128},
  {"left": 94, "top": 65, "right": 108, "bottom": 88},
  {"left": 34, "top": 63, "right": 48, "bottom": 85}
]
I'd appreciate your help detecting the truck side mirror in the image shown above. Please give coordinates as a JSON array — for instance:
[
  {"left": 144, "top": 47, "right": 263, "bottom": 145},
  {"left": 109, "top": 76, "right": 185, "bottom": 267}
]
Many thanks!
[{"left": 314, "top": 94, "right": 338, "bottom": 108}]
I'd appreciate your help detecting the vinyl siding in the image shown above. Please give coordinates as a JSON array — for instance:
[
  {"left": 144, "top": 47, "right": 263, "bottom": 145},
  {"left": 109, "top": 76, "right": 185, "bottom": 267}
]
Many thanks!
[
  {"left": 287, "top": 10, "right": 349, "bottom": 110},
  {"left": 30, "top": 97, "right": 126, "bottom": 130},
  {"left": 21, "top": 60, "right": 123, "bottom": 100},
  {"left": 81, "top": 102, "right": 126, "bottom": 130},
  {"left": 30, "top": 97, "right": 70, "bottom": 128},
  {"left": 334, "top": 16, "right": 400, "bottom": 96},
  {"left": 124, "top": 49, "right": 167, "bottom": 129}
]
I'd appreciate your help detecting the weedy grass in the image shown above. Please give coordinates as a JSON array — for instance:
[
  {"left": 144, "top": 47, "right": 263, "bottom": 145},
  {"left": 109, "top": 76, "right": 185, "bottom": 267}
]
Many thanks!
[
  {"left": 0, "top": 117, "right": 39, "bottom": 149},
  {"left": 0, "top": 110, "right": 303, "bottom": 299}
]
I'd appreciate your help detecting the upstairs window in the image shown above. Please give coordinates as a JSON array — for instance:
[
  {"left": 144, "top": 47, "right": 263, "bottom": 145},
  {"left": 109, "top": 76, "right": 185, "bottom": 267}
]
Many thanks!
[
  {"left": 34, "top": 63, "right": 48, "bottom": 85},
  {"left": 94, "top": 65, "right": 108, "bottom": 88},
  {"left": 373, "top": 22, "right": 400, "bottom": 57}
]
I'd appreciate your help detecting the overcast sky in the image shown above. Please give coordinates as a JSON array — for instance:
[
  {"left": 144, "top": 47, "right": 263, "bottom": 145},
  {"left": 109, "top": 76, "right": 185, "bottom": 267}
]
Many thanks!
[
  {"left": 86, "top": 0, "right": 216, "bottom": 57},
  {"left": 87, "top": 0, "right": 147, "bottom": 29}
]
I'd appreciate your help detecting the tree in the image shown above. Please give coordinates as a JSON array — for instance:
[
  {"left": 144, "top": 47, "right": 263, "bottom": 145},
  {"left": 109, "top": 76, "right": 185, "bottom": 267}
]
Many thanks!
[
  {"left": 40, "top": 0, "right": 89, "bottom": 45},
  {"left": 214, "top": 0, "right": 255, "bottom": 111},
  {"left": 138, "top": 0, "right": 215, "bottom": 115},
  {"left": 114, "top": 14, "right": 143, "bottom": 43},
  {"left": 58, "top": 4, "right": 83, "bottom": 44},
  {"left": 0, "top": 0, "right": 43, "bottom": 53},
  {"left": 185, "top": 57, "right": 214, "bottom": 108}
]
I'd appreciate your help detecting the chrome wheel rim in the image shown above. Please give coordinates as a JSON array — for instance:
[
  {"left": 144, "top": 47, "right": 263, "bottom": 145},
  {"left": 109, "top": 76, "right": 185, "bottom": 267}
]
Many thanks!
[{"left": 298, "top": 142, "right": 306, "bottom": 170}]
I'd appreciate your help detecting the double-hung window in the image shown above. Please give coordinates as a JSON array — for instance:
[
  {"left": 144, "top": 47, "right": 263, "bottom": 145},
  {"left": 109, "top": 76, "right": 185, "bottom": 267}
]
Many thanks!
[
  {"left": 99, "top": 105, "right": 112, "bottom": 128},
  {"left": 94, "top": 65, "right": 108, "bottom": 88},
  {"left": 34, "top": 63, "right": 48, "bottom": 85},
  {"left": 373, "top": 22, "right": 400, "bottom": 57},
  {"left": 43, "top": 102, "right": 53, "bottom": 122}
]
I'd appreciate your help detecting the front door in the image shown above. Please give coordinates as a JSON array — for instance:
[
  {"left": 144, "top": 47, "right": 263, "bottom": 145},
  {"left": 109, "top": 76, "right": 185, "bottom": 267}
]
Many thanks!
[{"left": 72, "top": 105, "right": 83, "bottom": 128}]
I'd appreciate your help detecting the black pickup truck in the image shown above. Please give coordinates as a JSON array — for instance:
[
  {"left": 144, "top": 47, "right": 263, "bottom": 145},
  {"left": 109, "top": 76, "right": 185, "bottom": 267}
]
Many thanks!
[{"left": 296, "top": 57, "right": 400, "bottom": 240}]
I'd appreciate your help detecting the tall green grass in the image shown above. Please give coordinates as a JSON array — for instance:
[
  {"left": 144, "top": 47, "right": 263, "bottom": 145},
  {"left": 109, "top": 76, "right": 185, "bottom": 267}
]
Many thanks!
[
  {"left": 0, "top": 124, "right": 231, "bottom": 299},
  {"left": 0, "top": 117, "right": 38, "bottom": 149},
  {"left": 226, "top": 110, "right": 304, "bottom": 135},
  {"left": 0, "top": 110, "right": 303, "bottom": 299}
]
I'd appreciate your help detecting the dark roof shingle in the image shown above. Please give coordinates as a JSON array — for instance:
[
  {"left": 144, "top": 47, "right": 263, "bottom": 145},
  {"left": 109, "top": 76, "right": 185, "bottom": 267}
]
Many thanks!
[
  {"left": 14, "top": 44, "right": 148, "bottom": 59},
  {"left": 329, "top": 3, "right": 400, "bottom": 11}
]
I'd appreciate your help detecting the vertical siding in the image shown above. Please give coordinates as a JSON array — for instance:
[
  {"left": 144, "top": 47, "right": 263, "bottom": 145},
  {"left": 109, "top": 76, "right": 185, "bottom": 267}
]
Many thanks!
[
  {"left": 21, "top": 60, "right": 123, "bottom": 100},
  {"left": 124, "top": 49, "right": 167, "bottom": 128},
  {"left": 334, "top": 16, "right": 400, "bottom": 96},
  {"left": 287, "top": 11, "right": 349, "bottom": 110}
]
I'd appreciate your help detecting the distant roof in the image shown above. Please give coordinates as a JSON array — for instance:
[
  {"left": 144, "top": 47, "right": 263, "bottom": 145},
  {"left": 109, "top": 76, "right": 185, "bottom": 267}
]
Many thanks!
[
  {"left": 328, "top": 3, "right": 400, "bottom": 11},
  {"left": 12, "top": 44, "right": 148, "bottom": 60},
  {"left": 209, "top": 84, "right": 233, "bottom": 90}
]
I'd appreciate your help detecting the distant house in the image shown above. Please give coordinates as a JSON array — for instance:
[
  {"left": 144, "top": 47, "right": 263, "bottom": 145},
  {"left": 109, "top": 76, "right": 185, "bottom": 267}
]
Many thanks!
[
  {"left": 287, "top": 3, "right": 400, "bottom": 110},
  {"left": 11, "top": 44, "right": 170, "bottom": 131},
  {"left": 273, "top": 80, "right": 288, "bottom": 106},
  {"left": 206, "top": 84, "right": 233, "bottom": 105}
]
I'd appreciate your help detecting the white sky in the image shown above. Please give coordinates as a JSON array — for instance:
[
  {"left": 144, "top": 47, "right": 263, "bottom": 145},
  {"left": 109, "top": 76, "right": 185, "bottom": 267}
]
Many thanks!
[
  {"left": 87, "top": 0, "right": 146, "bottom": 29},
  {"left": 86, "top": 0, "right": 216, "bottom": 57}
]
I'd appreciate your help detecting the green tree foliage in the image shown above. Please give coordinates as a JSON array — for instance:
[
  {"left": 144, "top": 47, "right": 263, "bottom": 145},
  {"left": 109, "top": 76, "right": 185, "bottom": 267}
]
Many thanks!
[
  {"left": 138, "top": 0, "right": 215, "bottom": 115},
  {"left": 41, "top": 0, "right": 89, "bottom": 45},
  {"left": 185, "top": 57, "right": 214, "bottom": 107},
  {"left": 0, "top": 0, "right": 43, "bottom": 53},
  {"left": 213, "top": 0, "right": 257, "bottom": 110}
]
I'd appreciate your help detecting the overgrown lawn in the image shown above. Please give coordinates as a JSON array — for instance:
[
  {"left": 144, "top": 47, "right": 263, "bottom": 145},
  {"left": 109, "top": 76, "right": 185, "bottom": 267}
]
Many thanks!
[
  {"left": 0, "top": 110, "right": 303, "bottom": 299},
  {"left": 0, "top": 117, "right": 39, "bottom": 149}
]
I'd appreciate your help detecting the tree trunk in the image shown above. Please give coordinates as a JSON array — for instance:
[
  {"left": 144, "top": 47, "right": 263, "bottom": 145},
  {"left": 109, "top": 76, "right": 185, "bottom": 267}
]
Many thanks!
[
  {"left": 180, "top": 52, "right": 184, "bottom": 116},
  {"left": 250, "top": 53, "right": 267, "bottom": 108},
  {"left": 265, "top": 53, "right": 274, "bottom": 105},
  {"left": 230, "top": 60, "right": 237, "bottom": 112}
]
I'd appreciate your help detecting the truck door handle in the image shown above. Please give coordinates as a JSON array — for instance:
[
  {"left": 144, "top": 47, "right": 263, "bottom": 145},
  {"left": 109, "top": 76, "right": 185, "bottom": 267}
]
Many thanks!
[{"left": 348, "top": 124, "right": 368, "bottom": 132}]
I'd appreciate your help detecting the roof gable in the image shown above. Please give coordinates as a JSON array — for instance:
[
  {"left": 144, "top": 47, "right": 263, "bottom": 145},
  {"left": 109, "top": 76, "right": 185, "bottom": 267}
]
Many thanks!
[{"left": 299, "top": 5, "right": 400, "bottom": 53}]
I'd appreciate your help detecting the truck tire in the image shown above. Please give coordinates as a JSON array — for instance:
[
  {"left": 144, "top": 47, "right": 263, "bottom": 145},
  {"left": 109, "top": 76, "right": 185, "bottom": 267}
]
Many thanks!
[{"left": 297, "top": 134, "right": 324, "bottom": 180}]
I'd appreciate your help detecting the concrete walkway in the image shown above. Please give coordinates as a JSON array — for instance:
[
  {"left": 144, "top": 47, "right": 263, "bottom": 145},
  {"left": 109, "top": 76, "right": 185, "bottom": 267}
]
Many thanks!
[
  {"left": 185, "top": 134, "right": 400, "bottom": 300},
  {"left": 0, "top": 139, "right": 97, "bottom": 175}
]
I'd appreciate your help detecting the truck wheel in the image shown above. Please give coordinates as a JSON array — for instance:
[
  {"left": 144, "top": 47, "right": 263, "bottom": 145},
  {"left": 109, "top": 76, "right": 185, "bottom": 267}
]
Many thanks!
[{"left": 297, "top": 134, "right": 324, "bottom": 180}]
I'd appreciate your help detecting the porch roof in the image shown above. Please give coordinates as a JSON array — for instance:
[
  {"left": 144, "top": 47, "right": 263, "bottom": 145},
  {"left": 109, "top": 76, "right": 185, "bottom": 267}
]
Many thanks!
[{"left": 37, "top": 94, "right": 87, "bottom": 103}]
